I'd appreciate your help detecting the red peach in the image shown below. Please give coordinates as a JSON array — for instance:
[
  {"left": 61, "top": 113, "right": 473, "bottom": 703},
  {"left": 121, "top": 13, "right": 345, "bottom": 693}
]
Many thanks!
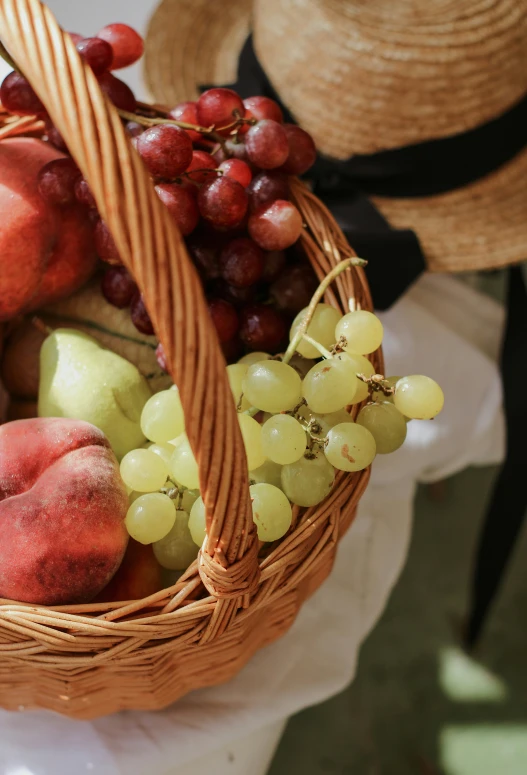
[
  {"left": 0, "top": 417, "right": 129, "bottom": 605},
  {"left": 0, "top": 138, "right": 97, "bottom": 322}
]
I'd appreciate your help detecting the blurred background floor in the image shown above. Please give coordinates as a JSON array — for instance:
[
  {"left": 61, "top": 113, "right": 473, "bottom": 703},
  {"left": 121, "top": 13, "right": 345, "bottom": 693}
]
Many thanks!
[{"left": 269, "top": 464, "right": 527, "bottom": 774}]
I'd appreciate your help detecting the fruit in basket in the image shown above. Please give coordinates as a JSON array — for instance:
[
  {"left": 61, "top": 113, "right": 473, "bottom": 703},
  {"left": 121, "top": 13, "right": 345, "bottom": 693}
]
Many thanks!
[
  {"left": 38, "top": 328, "right": 151, "bottom": 459},
  {"left": 153, "top": 510, "right": 199, "bottom": 570},
  {"left": 94, "top": 539, "right": 162, "bottom": 603},
  {"left": 0, "top": 138, "right": 97, "bottom": 322},
  {"left": 0, "top": 417, "right": 128, "bottom": 605}
]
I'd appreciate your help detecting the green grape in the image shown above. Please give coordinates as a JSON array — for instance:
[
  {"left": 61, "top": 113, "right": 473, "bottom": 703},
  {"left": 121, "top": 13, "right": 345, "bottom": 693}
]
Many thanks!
[
  {"left": 297, "top": 406, "right": 353, "bottom": 436},
  {"left": 226, "top": 363, "right": 251, "bottom": 411},
  {"left": 394, "top": 375, "right": 444, "bottom": 420},
  {"left": 302, "top": 353, "right": 357, "bottom": 413},
  {"left": 148, "top": 442, "right": 176, "bottom": 467},
  {"left": 261, "top": 414, "right": 307, "bottom": 465},
  {"left": 281, "top": 451, "right": 335, "bottom": 507},
  {"left": 140, "top": 388, "right": 185, "bottom": 443},
  {"left": 120, "top": 448, "right": 169, "bottom": 492},
  {"left": 250, "top": 459, "right": 283, "bottom": 489},
  {"left": 344, "top": 353, "right": 375, "bottom": 404},
  {"left": 290, "top": 303, "right": 342, "bottom": 359},
  {"left": 335, "top": 310, "right": 383, "bottom": 355},
  {"left": 250, "top": 483, "right": 293, "bottom": 541},
  {"left": 170, "top": 436, "right": 200, "bottom": 489},
  {"left": 169, "top": 432, "right": 186, "bottom": 447},
  {"left": 238, "top": 351, "right": 271, "bottom": 366},
  {"left": 288, "top": 353, "right": 315, "bottom": 379},
  {"left": 189, "top": 496, "right": 207, "bottom": 547},
  {"left": 128, "top": 490, "right": 143, "bottom": 504},
  {"left": 357, "top": 401, "right": 407, "bottom": 454},
  {"left": 125, "top": 492, "right": 176, "bottom": 544},
  {"left": 325, "top": 422, "right": 376, "bottom": 471},
  {"left": 243, "top": 360, "right": 302, "bottom": 413},
  {"left": 371, "top": 376, "right": 410, "bottom": 421},
  {"left": 153, "top": 509, "right": 199, "bottom": 570},
  {"left": 180, "top": 488, "right": 200, "bottom": 513},
  {"left": 238, "top": 413, "right": 266, "bottom": 470}
]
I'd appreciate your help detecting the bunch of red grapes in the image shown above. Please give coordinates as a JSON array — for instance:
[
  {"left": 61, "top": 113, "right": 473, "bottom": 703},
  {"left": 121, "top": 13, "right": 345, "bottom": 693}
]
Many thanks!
[{"left": 0, "top": 22, "right": 320, "bottom": 364}]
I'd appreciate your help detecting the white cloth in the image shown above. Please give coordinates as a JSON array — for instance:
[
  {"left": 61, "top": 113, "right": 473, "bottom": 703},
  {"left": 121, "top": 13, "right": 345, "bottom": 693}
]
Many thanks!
[
  {"left": 0, "top": 275, "right": 505, "bottom": 775},
  {"left": 0, "top": 2, "right": 506, "bottom": 771}
]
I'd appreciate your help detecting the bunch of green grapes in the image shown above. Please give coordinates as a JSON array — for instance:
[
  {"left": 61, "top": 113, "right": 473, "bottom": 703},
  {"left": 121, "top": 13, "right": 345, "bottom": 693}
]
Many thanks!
[{"left": 118, "top": 292, "right": 445, "bottom": 572}]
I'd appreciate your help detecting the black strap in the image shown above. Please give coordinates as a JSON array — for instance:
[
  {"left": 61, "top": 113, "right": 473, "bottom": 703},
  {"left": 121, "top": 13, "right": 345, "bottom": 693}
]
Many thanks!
[{"left": 465, "top": 266, "right": 527, "bottom": 648}]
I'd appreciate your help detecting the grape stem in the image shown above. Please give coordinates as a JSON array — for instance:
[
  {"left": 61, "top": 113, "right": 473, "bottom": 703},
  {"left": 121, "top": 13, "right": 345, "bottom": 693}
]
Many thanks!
[
  {"left": 117, "top": 107, "right": 253, "bottom": 146},
  {"left": 117, "top": 108, "right": 214, "bottom": 135},
  {"left": 282, "top": 257, "right": 367, "bottom": 364},
  {"left": 357, "top": 373, "right": 394, "bottom": 396},
  {"left": 301, "top": 333, "right": 333, "bottom": 359}
]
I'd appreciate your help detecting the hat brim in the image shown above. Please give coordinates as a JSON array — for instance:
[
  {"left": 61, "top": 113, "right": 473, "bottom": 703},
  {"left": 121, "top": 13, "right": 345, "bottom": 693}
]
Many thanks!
[{"left": 144, "top": 0, "right": 527, "bottom": 274}]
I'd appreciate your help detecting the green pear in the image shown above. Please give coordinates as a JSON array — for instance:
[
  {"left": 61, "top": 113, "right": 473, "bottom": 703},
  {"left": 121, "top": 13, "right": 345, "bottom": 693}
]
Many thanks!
[{"left": 38, "top": 328, "right": 152, "bottom": 459}]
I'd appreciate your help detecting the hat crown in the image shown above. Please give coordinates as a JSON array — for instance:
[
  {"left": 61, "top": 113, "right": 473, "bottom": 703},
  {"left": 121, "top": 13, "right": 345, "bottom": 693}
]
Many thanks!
[{"left": 253, "top": 0, "right": 527, "bottom": 158}]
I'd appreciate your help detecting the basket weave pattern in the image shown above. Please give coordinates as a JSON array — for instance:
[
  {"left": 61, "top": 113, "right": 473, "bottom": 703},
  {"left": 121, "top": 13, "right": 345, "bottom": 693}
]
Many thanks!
[{"left": 0, "top": 0, "right": 382, "bottom": 719}]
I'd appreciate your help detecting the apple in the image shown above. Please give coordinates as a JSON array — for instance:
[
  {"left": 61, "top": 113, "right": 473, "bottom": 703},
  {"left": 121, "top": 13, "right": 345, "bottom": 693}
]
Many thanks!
[{"left": 0, "top": 417, "right": 129, "bottom": 605}]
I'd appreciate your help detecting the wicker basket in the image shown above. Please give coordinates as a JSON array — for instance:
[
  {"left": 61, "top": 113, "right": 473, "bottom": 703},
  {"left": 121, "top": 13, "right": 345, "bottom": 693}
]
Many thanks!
[{"left": 0, "top": 0, "right": 383, "bottom": 720}]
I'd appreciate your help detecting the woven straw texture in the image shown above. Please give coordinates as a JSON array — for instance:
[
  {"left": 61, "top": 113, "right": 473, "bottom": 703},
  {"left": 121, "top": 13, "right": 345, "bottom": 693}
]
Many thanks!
[
  {"left": 144, "top": 0, "right": 527, "bottom": 274},
  {"left": 0, "top": 0, "right": 381, "bottom": 719}
]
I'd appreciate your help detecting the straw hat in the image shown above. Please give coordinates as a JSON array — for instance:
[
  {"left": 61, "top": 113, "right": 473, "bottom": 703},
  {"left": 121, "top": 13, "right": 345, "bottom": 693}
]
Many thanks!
[{"left": 144, "top": 0, "right": 527, "bottom": 273}]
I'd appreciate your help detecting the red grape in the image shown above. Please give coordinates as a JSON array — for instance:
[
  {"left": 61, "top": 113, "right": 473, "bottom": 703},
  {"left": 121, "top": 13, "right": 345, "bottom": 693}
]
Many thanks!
[
  {"left": 126, "top": 120, "right": 143, "bottom": 137},
  {"left": 45, "top": 123, "right": 68, "bottom": 151},
  {"left": 248, "top": 200, "right": 302, "bottom": 250},
  {"left": 185, "top": 150, "right": 217, "bottom": 184},
  {"left": 94, "top": 219, "right": 122, "bottom": 265},
  {"left": 223, "top": 139, "right": 251, "bottom": 163},
  {"left": 281, "top": 125, "right": 317, "bottom": 175},
  {"left": 0, "top": 71, "right": 45, "bottom": 116},
  {"left": 75, "top": 177, "right": 97, "bottom": 208},
  {"left": 208, "top": 298, "right": 239, "bottom": 342},
  {"left": 247, "top": 171, "right": 289, "bottom": 212},
  {"left": 196, "top": 88, "right": 244, "bottom": 135},
  {"left": 219, "top": 158, "right": 252, "bottom": 187},
  {"left": 221, "top": 336, "right": 243, "bottom": 363},
  {"left": 270, "top": 263, "right": 318, "bottom": 313},
  {"left": 130, "top": 291, "right": 155, "bottom": 335},
  {"left": 155, "top": 182, "right": 199, "bottom": 236},
  {"left": 169, "top": 101, "right": 201, "bottom": 142},
  {"left": 69, "top": 32, "right": 84, "bottom": 45},
  {"left": 135, "top": 124, "right": 193, "bottom": 179},
  {"left": 216, "top": 280, "right": 257, "bottom": 307},
  {"left": 97, "top": 23, "right": 144, "bottom": 70},
  {"left": 240, "top": 304, "right": 286, "bottom": 351},
  {"left": 220, "top": 238, "right": 264, "bottom": 288},
  {"left": 245, "top": 120, "right": 289, "bottom": 169},
  {"left": 243, "top": 96, "right": 283, "bottom": 124},
  {"left": 186, "top": 232, "right": 221, "bottom": 280},
  {"left": 198, "top": 176, "right": 248, "bottom": 229},
  {"left": 97, "top": 72, "right": 137, "bottom": 112},
  {"left": 262, "top": 250, "right": 286, "bottom": 282},
  {"left": 37, "top": 158, "right": 80, "bottom": 207},
  {"left": 156, "top": 342, "right": 168, "bottom": 372},
  {"left": 76, "top": 37, "right": 113, "bottom": 75},
  {"left": 101, "top": 266, "right": 137, "bottom": 308}
]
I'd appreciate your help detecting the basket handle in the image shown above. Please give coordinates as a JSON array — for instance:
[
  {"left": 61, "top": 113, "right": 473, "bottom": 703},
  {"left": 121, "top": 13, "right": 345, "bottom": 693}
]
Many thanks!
[{"left": 0, "top": 0, "right": 259, "bottom": 600}]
